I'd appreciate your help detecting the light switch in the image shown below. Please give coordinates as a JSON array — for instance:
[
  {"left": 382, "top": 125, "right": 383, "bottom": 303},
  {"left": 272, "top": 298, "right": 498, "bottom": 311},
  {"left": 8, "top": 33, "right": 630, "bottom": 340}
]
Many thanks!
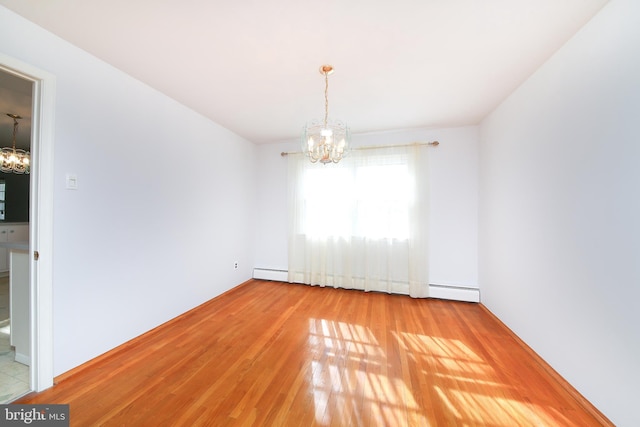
[{"left": 66, "top": 173, "right": 78, "bottom": 190}]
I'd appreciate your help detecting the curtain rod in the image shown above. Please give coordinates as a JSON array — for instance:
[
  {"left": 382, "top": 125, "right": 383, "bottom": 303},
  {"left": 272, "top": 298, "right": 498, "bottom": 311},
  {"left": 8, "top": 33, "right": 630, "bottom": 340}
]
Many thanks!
[{"left": 280, "top": 140, "right": 439, "bottom": 157}]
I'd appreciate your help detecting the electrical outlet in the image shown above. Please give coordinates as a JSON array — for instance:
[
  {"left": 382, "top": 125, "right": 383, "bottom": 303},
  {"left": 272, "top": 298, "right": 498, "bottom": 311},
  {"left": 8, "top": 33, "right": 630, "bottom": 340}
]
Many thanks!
[{"left": 234, "top": 262, "right": 238, "bottom": 270}]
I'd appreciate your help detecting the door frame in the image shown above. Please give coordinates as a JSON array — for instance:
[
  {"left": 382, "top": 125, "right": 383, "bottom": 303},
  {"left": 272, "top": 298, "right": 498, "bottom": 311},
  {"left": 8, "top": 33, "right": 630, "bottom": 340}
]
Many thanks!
[{"left": 0, "top": 52, "right": 55, "bottom": 392}]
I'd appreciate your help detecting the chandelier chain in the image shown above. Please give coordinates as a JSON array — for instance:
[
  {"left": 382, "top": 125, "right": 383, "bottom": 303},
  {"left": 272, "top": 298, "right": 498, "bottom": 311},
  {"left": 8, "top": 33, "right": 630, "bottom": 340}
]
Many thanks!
[
  {"left": 12, "top": 116, "right": 18, "bottom": 149},
  {"left": 324, "top": 71, "right": 329, "bottom": 128}
]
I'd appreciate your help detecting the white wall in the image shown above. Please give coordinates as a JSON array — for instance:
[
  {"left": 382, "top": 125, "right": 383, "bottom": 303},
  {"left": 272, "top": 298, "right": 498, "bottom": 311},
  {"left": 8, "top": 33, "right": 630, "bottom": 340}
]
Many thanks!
[
  {"left": 479, "top": 0, "right": 639, "bottom": 425},
  {"left": 1, "top": 7, "right": 257, "bottom": 375},
  {"left": 254, "top": 126, "right": 479, "bottom": 288}
]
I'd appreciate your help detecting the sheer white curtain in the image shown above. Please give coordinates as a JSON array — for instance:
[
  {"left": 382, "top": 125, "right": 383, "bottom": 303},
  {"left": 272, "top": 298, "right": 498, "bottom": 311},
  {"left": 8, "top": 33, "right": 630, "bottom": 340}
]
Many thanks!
[{"left": 287, "top": 144, "right": 429, "bottom": 298}]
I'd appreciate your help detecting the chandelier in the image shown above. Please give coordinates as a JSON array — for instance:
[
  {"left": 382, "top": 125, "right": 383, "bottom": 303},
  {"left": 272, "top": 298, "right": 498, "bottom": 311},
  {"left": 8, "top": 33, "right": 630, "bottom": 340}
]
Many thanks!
[
  {"left": 1, "top": 114, "right": 30, "bottom": 174},
  {"left": 302, "top": 65, "right": 350, "bottom": 164}
]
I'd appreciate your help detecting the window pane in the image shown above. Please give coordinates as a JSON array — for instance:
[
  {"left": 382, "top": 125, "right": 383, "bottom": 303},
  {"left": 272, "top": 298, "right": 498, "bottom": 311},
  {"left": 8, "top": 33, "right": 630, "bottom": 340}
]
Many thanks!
[
  {"left": 301, "top": 157, "right": 410, "bottom": 240},
  {"left": 355, "top": 164, "right": 409, "bottom": 239}
]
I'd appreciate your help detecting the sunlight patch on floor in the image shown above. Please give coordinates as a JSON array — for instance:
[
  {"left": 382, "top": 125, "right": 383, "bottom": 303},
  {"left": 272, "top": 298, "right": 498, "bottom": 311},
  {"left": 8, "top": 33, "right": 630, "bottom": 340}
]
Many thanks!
[{"left": 309, "top": 318, "right": 427, "bottom": 426}]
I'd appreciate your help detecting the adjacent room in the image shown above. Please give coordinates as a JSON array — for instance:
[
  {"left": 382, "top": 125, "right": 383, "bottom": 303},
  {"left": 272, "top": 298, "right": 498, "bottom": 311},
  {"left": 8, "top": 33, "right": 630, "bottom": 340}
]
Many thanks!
[
  {"left": 0, "top": 71, "right": 32, "bottom": 402},
  {"left": 0, "top": 0, "right": 638, "bottom": 425}
]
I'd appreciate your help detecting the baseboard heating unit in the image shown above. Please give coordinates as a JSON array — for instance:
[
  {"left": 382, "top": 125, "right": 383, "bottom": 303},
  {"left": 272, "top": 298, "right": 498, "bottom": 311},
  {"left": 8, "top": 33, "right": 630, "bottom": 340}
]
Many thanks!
[
  {"left": 253, "top": 268, "right": 288, "bottom": 282},
  {"left": 253, "top": 268, "right": 480, "bottom": 303},
  {"left": 428, "top": 284, "right": 480, "bottom": 303}
]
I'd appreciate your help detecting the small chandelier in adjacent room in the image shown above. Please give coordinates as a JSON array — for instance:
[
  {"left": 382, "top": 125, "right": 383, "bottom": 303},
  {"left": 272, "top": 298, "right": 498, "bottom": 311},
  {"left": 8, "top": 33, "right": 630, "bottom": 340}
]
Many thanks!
[
  {"left": 302, "top": 65, "right": 350, "bottom": 164},
  {"left": 1, "top": 114, "right": 30, "bottom": 174}
]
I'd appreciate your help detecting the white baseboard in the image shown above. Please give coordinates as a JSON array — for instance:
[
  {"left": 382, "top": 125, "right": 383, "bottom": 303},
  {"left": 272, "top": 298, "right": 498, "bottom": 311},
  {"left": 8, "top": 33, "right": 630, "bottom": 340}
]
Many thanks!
[
  {"left": 14, "top": 352, "right": 30, "bottom": 366},
  {"left": 253, "top": 268, "right": 288, "bottom": 282},
  {"left": 253, "top": 268, "right": 480, "bottom": 303}
]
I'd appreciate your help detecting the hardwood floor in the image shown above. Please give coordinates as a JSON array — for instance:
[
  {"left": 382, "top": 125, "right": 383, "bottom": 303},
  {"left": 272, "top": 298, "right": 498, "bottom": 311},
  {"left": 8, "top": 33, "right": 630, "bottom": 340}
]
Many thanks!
[{"left": 16, "top": 280, "right": 610, "bottom": 426}]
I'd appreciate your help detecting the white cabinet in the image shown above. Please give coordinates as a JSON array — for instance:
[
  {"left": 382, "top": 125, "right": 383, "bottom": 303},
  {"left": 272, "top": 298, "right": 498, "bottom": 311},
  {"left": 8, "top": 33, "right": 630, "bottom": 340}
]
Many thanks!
[
  {"left": 0, "top": 224, "right": 29, "bottom": 274},
  {"left": 10, "top": 249, "right": 30, "bottom": 365},
  {"left": 0, "top": 229, "right": 7, "bottom": 272}
]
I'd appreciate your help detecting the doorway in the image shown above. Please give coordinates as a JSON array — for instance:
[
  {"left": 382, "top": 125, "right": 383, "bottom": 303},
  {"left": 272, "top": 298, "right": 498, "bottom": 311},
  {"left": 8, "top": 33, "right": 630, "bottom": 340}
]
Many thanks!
[{"left": 0, "top": 52, "right": 55, "bottom": 397}]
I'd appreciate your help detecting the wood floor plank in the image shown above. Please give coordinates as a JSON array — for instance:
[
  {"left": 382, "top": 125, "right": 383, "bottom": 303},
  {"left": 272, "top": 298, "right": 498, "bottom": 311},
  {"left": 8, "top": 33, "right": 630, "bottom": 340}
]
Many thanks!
[{"left": 15, "top": 280, "right": 611, "bottom": 426}]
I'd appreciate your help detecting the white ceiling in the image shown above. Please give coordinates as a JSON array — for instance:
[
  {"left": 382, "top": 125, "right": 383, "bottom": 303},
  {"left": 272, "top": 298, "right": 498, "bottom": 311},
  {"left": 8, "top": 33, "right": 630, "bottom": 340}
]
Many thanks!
[{"left": 0, "top": 0, "right": 608, "bottom": 144}]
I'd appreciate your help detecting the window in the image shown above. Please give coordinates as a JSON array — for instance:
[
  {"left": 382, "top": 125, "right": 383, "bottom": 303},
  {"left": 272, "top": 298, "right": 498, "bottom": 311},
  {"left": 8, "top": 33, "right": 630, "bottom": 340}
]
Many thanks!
[
  {"left": 302, "top": 158, "right": 411, "bottom": 240},
  {"left": 287, "top": 144, "right": 429, "bottom": 298}
]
